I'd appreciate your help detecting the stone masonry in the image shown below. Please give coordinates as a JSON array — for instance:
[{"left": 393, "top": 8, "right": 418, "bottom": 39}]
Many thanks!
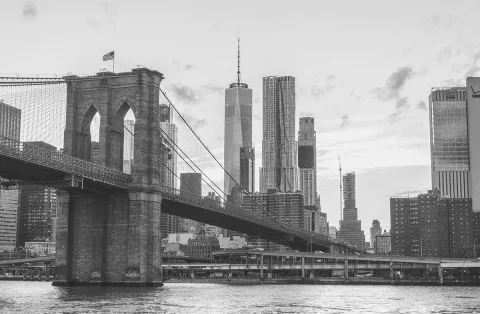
[{"left": 54, "top": 68, "right": 165, "bottom": 285}]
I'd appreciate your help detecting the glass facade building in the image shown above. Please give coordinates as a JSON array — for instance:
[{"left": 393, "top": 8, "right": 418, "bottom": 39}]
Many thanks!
[
  {"left": 298, "top": 117, "right": 317, "bottom": 206},
  {"left": 260, "top": 76, "right": 299, "bottom": 193},
  {"left": 224, "top": 82, "right": 252, "bottom": 196},
  {"left": 466, "top": 78, "right": 480, "bottom": 212},
  {"left": 429, "top": 87, "right": 470, "bottom": 198},
  {"left": 239, "top": 147, "right": 255, "bottom": 193},
  {"left": 0, "top": 101, "right": 21, "bottom": 141}
]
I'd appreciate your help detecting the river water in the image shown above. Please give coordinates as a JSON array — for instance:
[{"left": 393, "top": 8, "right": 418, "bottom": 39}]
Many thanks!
[{"left": 0, "top": 281, "right": 479, "bottom": 313}]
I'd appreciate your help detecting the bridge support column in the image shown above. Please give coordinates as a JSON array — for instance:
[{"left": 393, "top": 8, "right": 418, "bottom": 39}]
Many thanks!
[
  {"left": 438, "top": 265, "right": 443, "bottom": 285},
  {"left": 344, "top": 258, "right": 349, "bottom": 282},
  {"left": 389, "top": 260, "right": 394, "bottom": 284},
  {"left": 301, "top": 256, "right": 305, "bottom": 278},
  {"left": 53, "top": 191, "right": 70, "bottom": 284},
  {"left": 124, "top": 191, "right": 162, "bottom": 285},
  {"left": 260, "top": 254, "right": 264, "bottom": 279}
]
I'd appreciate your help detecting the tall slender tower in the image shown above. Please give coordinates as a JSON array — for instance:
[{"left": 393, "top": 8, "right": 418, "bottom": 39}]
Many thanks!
[
  {"left": 298, "top": 117, "right": 317, "bottom": 207},
  {"left": 260, "top": 76, "right": 299, "bottom": 192},
  {"left": 224, "top": 38, "right": 253, "bottom": 195},
  {"left": 337, "top": 172, "right": 365, "bottom": 250}
]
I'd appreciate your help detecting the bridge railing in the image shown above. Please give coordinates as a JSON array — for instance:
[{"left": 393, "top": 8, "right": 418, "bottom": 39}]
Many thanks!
[
  {"left": 157, "top": 185, "right": 291, "bottom": 233},
  {"left": 0, "top": 136, "right": 130, "bottom": 188}
]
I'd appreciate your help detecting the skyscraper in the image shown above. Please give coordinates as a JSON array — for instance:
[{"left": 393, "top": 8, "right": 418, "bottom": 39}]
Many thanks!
[
  {"left": 180, "top": 173, "right": 202, "bottom": 232},
  {"left": 240, "top": 147, "right": 255, "bottom": 193},
  {"left": 260, "top": 76, "right": 299, "bottom": 193},
  {"left": 159, "top": 104, "right": 179, "bottom": 238},
  {"left": 337, "top": 172, "right": 365, "bottom": 250},
  {"left": 224, "top": 39, "right": 252, "bottom": 195},
  {"left": 466, "top": 78, "right": 480, "bottom": 212},
  {"left": 0, "top": 189, "right": 19, "bottom": 250},
  {"left": 0, "top": 100, "right": 21, "bottom": 140},
  {"left": 298, "top": 117, "right": 317, "bottom": 207},
  {"left": 0, "top": 101, "right": 21, "bottom": 250},
  {"left": 370, "top": 219, "right": 382, "bottom": 249},
  {"left": 429, "top": 88, "right": 470, "bottom": 198}
]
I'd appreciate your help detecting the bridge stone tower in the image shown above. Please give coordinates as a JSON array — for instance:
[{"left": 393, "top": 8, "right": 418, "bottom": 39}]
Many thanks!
[{"left": 54, "top": 68, "right": 165, "bottom": 286}]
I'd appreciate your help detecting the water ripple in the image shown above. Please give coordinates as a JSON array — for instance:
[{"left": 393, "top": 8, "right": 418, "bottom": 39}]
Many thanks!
[{"left": 1, "top": 282, "right": 480, "bottom": 313}]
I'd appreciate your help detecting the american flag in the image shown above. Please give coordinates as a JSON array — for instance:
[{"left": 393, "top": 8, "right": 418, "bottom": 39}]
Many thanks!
[{"left": 103, "top": 51, "right": 114, "bottom": 61}]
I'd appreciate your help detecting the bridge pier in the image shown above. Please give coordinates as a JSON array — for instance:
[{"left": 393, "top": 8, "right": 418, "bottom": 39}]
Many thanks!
[{"left": 53, "top": 191, "right": 163, "bottom": 286}]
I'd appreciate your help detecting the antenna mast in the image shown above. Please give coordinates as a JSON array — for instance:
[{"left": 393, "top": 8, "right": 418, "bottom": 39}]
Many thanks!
[
  {"left": 338, "top": 155, "right": 343, "bottom": 221},
  {"left": 237, "top": 37, "right": 241, "bottom": 84}
]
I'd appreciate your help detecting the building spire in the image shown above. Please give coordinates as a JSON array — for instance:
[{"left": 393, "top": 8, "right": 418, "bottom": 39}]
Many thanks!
[{"left": 237, "top": 37, "right": 242, "bottom": 84}]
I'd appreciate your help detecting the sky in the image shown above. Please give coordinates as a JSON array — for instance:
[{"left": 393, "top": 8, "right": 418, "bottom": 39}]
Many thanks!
[{"left": 2, "top": 0, "right": 480, "bottom": 240}]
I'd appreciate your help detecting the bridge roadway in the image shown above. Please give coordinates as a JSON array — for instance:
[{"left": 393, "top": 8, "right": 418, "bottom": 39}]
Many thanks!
[{"left": 0, "top": 136, "right": 344, "bottom": 252}]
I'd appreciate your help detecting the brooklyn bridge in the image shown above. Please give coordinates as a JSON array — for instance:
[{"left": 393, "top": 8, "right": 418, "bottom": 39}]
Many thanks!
[{"left": 0, "top": 69, "right": 349, "bottom": 286}]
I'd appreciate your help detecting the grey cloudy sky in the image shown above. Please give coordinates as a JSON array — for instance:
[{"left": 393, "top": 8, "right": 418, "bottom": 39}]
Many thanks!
[{"left": 2, "top": 0, "right": 480, "bottom": 238}]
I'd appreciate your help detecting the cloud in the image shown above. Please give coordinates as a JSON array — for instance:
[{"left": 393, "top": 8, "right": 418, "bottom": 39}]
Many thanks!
[
  {"left": 22, "top": 2, "right": 38, "bottom": 20},
  {"left": 395, "top": 189, "right": 427, "bottom": 197},
  {"left": 101, "top": 2, "right": 109, "bottom": 15},
  {"left": 437, "top": 46, "right": 454, "bottom": 63},
  {"left": 203, "top": 84, "right": 224, "bottom": 95},
  {"left": 184, "top": 64, "right": 195, "bottom": 71},
  {"left": 86, "top": 17, "right": 101, "bottom": 29},
  {"left": 253, "top": 113, "right": 262, "bottom": 121},
  {"left": 464, "top": 52, "right": 480, "bottom": 77},
  {"left": 183, "top": 114, "right": 208, "bottom": 130},
  {"left": 425, "top": 14, "right": 458, "bottom": 28},
  {"left": 340, "top": 114, "right": 349, "bottom": 128},
  {"left": 317, "top": 149, "right": 329, "bottom": 157},
  {"left": 216, "top": 136, "right": 224, "bottom": 142},
  {"left": 372, "top": 67, "right": 415, "bottom": 123},
  {"left": 311, "top": 74, "right": 343, "bottom": 98},
  {"left": 170, "top": 84, "right": 200, "bottom": 104},
  {"left": 374, "top": 67, "right": 414, "bottom": 101},
  {"left": 387, "top": 111, "right": 404, "bottom": 124},
  {"left": 416, "top": 101, "right": 427, "bottom": 111}
]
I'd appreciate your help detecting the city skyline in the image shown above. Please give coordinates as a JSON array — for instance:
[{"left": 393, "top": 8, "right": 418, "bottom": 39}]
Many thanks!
[{"left": 4, "top": 1, "right": 480, "bottom": 238}]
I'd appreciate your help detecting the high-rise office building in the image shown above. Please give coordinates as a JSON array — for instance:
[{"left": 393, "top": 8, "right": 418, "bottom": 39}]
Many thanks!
[
  {"left": 304, "top": 209, "right": 329, "bottom": 236},
  {"left": 224, "top": 39, "right": 253, "bottom": 196},
  {"left": 159, "top": 104, "right": 180, "bottom": 238},
  {"left": 298, "top": 117, "right": 317, "bottom": 206},
  {"left": 180, "top": 173, "right": 202, "bottom": 232},
  {"left": 243, "top": 188, "right": 304, "bottom": 228},
  {"left": 390, "top": 190, "right": 474, "bottom": 257},
  {"left": 0, "top": 101, "right": 21, "bottom": 250},
  {"left": 466, "top": 78, "right": 480, "bottom": 212},
  {"left": 370, "top": 219, "right": 382, "bottom": 249},
  {"left": 18, "top": 186, "right": 57, "bottom": 246},
  {"left": 0, "top": 189, "right": 19, "bottom": 250},
  {"left": 0, "top": 101, "right": 21, "bottom": 140},
  {"left": 240, "top": 147, "right": 255, "bottom": 193},
  {"left": 337, "top": 172, "right": 365, "bottom": 250},
  {"left": 260, "top": 76, "right": 299, "bottom": 193},
  {"left": 17, "top": 142, "right": 57, "bottom": 246},
  {"left": 329, "top": 226, "right": 338, "bottom": 240},
  {"left": 429, "top": 88, "right": 470, "bottom": 198}
]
